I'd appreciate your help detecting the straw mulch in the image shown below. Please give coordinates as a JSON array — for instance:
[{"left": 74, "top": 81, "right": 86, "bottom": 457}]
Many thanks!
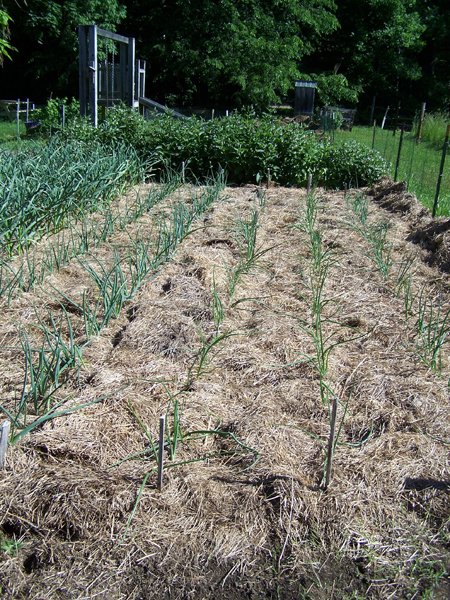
[{"left": 0, "top": 182, "right": 448, "bottom": 599}]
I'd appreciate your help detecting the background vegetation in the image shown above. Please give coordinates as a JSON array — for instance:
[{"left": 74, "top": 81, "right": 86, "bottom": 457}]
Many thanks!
[{"left": 0, "top": 1, "right": 449, "bottom": 113}]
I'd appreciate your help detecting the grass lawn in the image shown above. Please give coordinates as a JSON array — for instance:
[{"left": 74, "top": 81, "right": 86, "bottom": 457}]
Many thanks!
[
  {"left": 335, "top": 126, "right": 450, "bottom": 217},
  {"left": 0, "top": 119, "right": 26, "bottom": 142}
]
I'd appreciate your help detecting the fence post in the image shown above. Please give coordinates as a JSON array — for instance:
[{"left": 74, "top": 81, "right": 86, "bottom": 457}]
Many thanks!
[
  {"left": 381, "top": 106, "right": 390, "bottom": 130},
  {"left": 372, "top": 120, "right": 377, "bottom": 150},
  {"left": 16, "top": 98, "right": 20, "bottom": 140},
  {"left": 394, "top": 125, "right": 405, "bottom": 182},
  {"left": 432, "top": 123, "right": 450, "bottom": 217},
  {"left": 416, "top": 102, "right": 426, "bottom": 144},
  {"left": 369, "top": 95, "right": 376, "bottom": 126}
]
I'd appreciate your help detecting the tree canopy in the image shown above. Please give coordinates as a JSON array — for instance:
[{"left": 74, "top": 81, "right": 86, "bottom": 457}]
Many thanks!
[{"left": 0, "top": 0, "right": 449, "bottom": 112}]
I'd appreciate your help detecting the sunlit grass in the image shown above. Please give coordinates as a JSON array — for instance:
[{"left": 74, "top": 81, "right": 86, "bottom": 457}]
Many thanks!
[{"left": 335, "top": 126, "right": 450, "bottom": 216}]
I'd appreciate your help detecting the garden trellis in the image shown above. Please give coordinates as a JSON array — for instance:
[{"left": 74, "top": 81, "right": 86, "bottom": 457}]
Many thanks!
[{"left": 78, "top": 25, "right": 145, "bottom": 127}]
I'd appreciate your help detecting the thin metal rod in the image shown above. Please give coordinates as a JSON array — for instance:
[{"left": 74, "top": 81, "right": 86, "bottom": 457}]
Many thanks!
[
  {"left": 432, "top": 123, "right": 450, "bottom": 217},
  {"left": 394, "top": 125, "right": 405, "bottom": 181},
  {"left": 416, "top": 101, "right": 426, "bottom": 144},
  {"left": 371, "top": 119, "right": 377, "bottom": 150}
]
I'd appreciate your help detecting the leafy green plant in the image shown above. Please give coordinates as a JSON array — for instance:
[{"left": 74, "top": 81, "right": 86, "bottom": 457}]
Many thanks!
[
  {"left": 59, "top": 107, "right": 386, "bottom": 189},
  {"left": 0, "top": 533, "right": 23, "bottom": 557},
  {"left": 320, "top": 140, "right": 388, "bottom": 188}
]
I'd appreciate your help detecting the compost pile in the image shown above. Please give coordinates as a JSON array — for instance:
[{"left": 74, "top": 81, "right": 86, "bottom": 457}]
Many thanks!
[{"left": 0, "top": 182, "right": 448, "bottom": 599}]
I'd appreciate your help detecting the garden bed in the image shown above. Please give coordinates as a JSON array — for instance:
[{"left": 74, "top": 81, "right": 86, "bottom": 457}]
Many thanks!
[{"left": 0, "top": 181, "right": 448, "bottom": 599}]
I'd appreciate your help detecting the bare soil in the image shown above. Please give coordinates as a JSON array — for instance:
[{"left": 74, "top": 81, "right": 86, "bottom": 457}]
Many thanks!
[{"left": 0, "top": 181, "right": 448, "bottom": 599}]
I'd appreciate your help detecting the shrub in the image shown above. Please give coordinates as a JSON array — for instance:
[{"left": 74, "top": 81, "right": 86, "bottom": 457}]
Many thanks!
[
  {"left": 61, "top": 106, "right": 388, "bottom": 188},
  {"left": 319, "top": 140, "right": 388, "bottom": 188}
]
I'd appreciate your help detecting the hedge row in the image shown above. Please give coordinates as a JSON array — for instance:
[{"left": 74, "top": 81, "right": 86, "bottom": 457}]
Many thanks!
[{"left": 62, "top": 107, "right": 388, "bottom": 188}]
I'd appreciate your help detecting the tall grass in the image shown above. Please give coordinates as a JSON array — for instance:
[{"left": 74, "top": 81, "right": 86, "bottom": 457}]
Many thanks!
[{"left": 416, "top": 112, "right": 449, "bottom": 147}]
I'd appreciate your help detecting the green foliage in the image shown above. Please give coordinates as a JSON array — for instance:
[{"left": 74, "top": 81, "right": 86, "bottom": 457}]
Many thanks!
[
  {"left": 0, "top": 136, "right": 144, "bottom": 254},
  {"left": 416, "top": 111, "right": 450, "bottom": 147},
  {"left": 0, "top": 7, "right": 14, "bottom": 63},
  {"left": 320, "top": 140, "right": 388, "bottom": 188},
  {"left": 2, "top": 0, "right": 126, "bottom": 95},
  {"left": 304, "top": 0, "right": 425, "bottom": 103},
  {"left": 62, "top": 107, "right": 387, "bottom": 189},
  {"left": 124, "top": 0, "right": 338, "bottom": 108},
  {"left": 34, "top": 98, "right": 81, "bottom": 131},
  {"left": 312, "top": 73, "right": 361, "bottom": 106}
]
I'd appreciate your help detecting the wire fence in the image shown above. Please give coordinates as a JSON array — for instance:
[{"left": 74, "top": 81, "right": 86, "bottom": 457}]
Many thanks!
[{"left": 329, "top": 105, "right": 450, "bottom": 217}]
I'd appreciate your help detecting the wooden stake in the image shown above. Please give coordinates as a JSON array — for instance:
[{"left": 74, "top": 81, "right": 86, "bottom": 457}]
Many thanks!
[
  {"left": 0, "top": 420, "right": 10, "bottom": 469},
  {"left": 307, "top": 173, "right": 312, "bottom": 194},
  {"left": 381, "top": 105, "right": 389, "bottom": 130},
  {"left": 323, "top": 396, "right": 338, "bottom": 490},
  {"left": 416, "top": 102, "right": 426, "bottom": 144},
  {"left": 157, "top": 415, "right": 165, "bottom": 490}
]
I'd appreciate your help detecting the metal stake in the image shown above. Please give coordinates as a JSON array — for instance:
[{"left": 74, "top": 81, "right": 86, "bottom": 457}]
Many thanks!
[
  {"left": 432, "top": 123, "right": 450, "bottom": 217},
  {"left": 394, "top": 125, "right": 405, "bottom": 181}
]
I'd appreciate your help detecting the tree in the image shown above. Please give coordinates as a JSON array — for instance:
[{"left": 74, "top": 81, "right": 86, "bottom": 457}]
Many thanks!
[
  {"left": 123, "top": 0, "right": 339, "bottom": 108},
  {"left": 415, "top": 0, "right": 450, "bottom": 110},
  {"left": 0, "top": 0, "right": 126, "bottom": 98},
  {"left": 304, "top": 0, "right": 425, "bottom": 107},
  {"left": 0, "top": 5, "right": 14, "bottom": 65}
]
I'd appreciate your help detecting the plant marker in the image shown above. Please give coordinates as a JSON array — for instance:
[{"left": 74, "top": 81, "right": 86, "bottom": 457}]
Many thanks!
[
  {"left": 307, "top": 173, "right": 312, "bottom": 194},
  {"left": 323, "top": 396, "right": 338, "bottom": 490},
  {"left": 0, "top": 420, "right": 10, "bottom": 469},
  {"left": 157, "top": 415, "right": 165, "bottom": 490}
]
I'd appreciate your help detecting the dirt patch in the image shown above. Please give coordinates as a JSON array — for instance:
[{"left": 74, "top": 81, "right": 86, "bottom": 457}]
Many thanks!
[
  {"left": 367, "top": 178, "right": 429, "bottom": 220},
  {"left": 407, "top": 218, "right": 450, "bottom": 273}
]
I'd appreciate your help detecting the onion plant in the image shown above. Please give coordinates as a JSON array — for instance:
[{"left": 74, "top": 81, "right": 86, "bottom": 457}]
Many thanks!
[
  {"left": 228, "top": 208, "right": 273, "bottom": 297},
  {"left": 346, "top": 192, "right": 393, "bottom": 279},
  {"left": 415, "top": 290, "right": 449, "bottom": 373},
  {"left": 0, "top": 139, "right": 146, "bottom": 256},
  {"left": 296, "top": 193, "right": 360, "bottom": 489},
  {"left": 1, "top": 174, "right": 225, "bottom": 446}
]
